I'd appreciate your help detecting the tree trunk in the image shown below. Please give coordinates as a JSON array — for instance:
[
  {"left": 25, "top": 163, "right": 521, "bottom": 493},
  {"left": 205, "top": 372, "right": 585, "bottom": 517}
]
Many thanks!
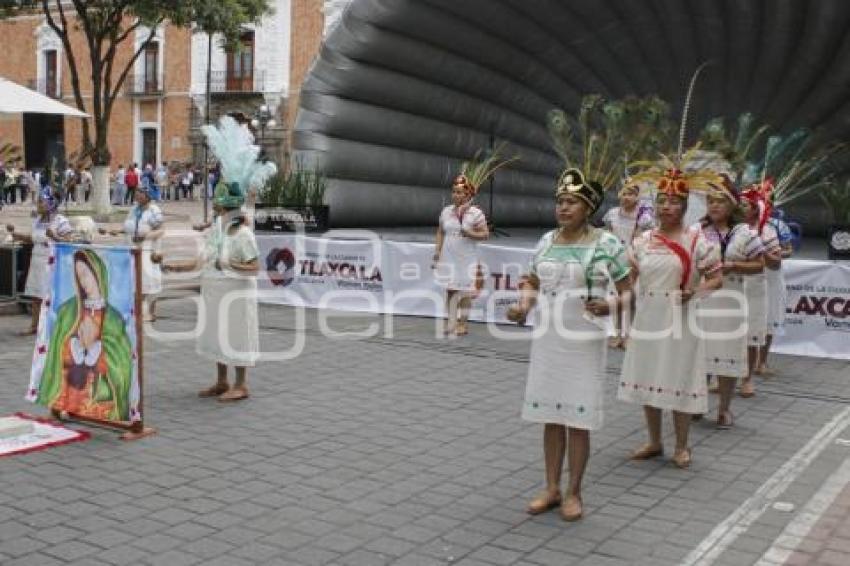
[{"left": 90, "top": 165, "right": 112, "bottom": 216}]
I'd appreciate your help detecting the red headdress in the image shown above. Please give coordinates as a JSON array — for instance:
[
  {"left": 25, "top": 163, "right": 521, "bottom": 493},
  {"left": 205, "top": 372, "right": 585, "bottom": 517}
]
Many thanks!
[{"left": 741, "top": 179, "right": 774, "bottom": 235}]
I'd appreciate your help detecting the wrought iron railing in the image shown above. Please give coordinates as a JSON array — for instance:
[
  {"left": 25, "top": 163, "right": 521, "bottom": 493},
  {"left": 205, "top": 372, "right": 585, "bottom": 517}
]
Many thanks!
[
  {"left": 125, "top": 73, "right": 164, "bottom": 96},
  {"left": 208, "top": 70, "right": 266, "bottom": 94}
]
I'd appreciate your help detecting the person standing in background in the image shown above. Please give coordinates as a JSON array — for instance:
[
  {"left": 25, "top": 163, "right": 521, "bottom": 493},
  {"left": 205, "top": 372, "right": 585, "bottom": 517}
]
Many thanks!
[
  {"left": 157, "top": 162, "right": 170, "bottom": 201},
  {"left": 124, "top": 163, "right": 139, "bottom": 205},
  {"left": 80, "top": 167, "right": 93, "bottom": 203}
]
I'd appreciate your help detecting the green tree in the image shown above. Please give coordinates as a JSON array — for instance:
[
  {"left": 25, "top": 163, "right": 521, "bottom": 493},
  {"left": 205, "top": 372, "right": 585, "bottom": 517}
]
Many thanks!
[{"left": 0, "top": 0, "right": 273, "bottom": 213}]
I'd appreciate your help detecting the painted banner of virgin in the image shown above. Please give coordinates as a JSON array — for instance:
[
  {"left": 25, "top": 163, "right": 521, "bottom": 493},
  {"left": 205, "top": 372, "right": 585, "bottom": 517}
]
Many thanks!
[{"left": 26, "top": 244, "right": 141, "bottom": 425}]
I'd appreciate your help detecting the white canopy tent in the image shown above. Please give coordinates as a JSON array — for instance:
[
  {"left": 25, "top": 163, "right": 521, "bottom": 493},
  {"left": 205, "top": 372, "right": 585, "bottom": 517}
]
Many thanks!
[{"left": 0, "top": 76, "right": 88, "bottom": 118}]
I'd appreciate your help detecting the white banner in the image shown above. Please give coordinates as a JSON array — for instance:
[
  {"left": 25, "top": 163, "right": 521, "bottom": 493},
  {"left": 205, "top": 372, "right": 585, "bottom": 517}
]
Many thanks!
[
  {"left": 773, "top": 260, "right": 850, "bottom": 360},
  {"left": 257, "top": 235, "right": 849, "bottom": 360}
]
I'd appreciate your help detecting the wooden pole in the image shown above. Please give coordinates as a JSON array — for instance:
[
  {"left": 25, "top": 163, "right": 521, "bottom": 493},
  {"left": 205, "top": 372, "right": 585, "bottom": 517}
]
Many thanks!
[{"left": 121, "top": 247, "right": 155, "bottom": 440}]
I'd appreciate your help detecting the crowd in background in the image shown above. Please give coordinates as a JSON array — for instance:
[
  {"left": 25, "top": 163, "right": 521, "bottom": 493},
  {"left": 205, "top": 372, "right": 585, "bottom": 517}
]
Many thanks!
[{"left": 0, "top": 161, "right": 221, "bottom": 209}]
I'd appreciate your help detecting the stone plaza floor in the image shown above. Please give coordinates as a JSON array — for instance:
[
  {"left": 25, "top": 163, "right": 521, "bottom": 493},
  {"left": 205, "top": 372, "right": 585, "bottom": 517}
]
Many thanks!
[{"left": 1, "top": 298, "right": 850, "bottom": 566}]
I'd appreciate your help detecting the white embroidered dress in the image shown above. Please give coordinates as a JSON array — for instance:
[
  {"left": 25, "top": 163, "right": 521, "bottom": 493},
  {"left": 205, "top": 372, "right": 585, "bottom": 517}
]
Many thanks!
[
  {"left": 618, "top": 227, "right": 720, "bottom": 414},
  {"left": 23, "top": 214, "right": 72, "bottom": 299},
  {"left": 123, "top": 204, "right": 164, "bottom": 295},
  {"left": 743, "top": 223, "right": 779, "bottom": 346},
  {"left": 697, "top": 223, "right": 764, "bottom": 378},
  {"left": 522, "top": 229, "right": 630, "bottom": 430},
  {"left": 197, "top": 219, "right": 260, "bottom": 367},
  {"left": 435, "top": 204, "right": 486, "bottom": 292}
]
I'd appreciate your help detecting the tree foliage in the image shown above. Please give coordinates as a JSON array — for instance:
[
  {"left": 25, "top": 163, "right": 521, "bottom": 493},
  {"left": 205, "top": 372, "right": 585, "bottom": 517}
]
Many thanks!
[{"left": 0, "top": 0, "right": 274, "bottom": 166}]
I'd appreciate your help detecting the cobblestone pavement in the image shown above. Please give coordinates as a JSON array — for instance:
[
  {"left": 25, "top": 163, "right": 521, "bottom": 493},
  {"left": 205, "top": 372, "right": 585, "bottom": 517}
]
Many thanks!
[{"left": 2, "top": 297, "right": 850, "bottom": 566}]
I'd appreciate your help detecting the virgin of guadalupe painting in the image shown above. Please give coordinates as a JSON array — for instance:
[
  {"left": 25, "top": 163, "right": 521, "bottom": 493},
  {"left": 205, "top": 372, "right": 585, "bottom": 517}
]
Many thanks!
[{"left": 27, "top": 245, "right": 141, "bottom": 425}]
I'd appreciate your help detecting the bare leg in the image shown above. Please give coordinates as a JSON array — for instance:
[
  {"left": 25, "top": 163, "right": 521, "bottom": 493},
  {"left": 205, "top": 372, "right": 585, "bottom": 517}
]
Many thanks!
[
  {"left": 741, "top": 346, "right": 758, "bottom": 397},
  {"left": 22, "top": 298, "right": 41, "bottom": 335},
  {"left": 717, "top": 375, "right": 736, "bottom": 428},
  {"left": 527, "top": 424, "right": 565, "bottom": 514},
  {"left": 631, "top": 406, "right": 664, "bottom": 459},
  {"left": 562, "top": 427, "right": 589, "bottom": 521},
  {"left": 672, "top": 411, "right": 692, "bottom": 468},
  {"left": 758, "top": 335, "right": 774, "bottom": 375},
  {"left": 444, "top": 291, "right": 457, "bottom": 334},
  {"left": 199, "top": 363, "right": 229, "bottom": 397},
  {"left": 456, "top": 295, "right": 472, "bottom": 335},
  {"left": 219, "top": 367, "right": 249, "bottom": 402}
]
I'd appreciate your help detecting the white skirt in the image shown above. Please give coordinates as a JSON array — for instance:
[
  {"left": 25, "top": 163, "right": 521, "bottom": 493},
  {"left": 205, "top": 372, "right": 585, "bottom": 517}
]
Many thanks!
[
  {"left": 435, "top": 236, "right": 479, "bottom": 292},
  {"left": 23, "top": 244, "right": 51, "bottom": 299},
  {"left": 765, "top": 267, "right": 786, "bottom": 336},
  {"left": 522, "top": 294, "right": 607, "bottom": 430},
  {"left": 700, "top": 276, "right": 748, "bottom": 378},
  {"left": 618, "top": 291, "right": 708, "bottom": 414},
  {"left": 744, "top": 273, "right": 768, "bottom": 346},
  {"left": 197, "top": 272, "right": 260, "bottom": 367},
  {"left": 140, "top": 249, "right": 162, "bottom": 295}
]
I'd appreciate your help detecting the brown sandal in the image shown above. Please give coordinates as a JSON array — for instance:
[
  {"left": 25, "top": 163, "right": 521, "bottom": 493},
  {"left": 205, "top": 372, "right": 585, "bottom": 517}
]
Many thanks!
[
  {"left": 740, "top": 380, "right": 756, "bottom": 398},
  {"left": 672, "top": 448, "right": 692, "bottom": 469},
  {"left": 560, "top": 495, "right": 583, "bottom": 522},
  {"left": 527, "top": 491, "right": 562, "bottom": 515},
  {"left": 218, "top": 386, "right": 249, "bottom": 402},
  {"left": 630, "top": 444, "right": 664, "bottom": 460},
  {"left": 198, "top": 384, "right": 229, "bottom": 398}
]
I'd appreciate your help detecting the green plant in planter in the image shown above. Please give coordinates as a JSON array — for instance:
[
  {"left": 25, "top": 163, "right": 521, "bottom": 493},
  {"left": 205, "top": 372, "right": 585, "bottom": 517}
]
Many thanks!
[
  {"left": 259, "top": 158, "right": 327, "bottom": 207},
  {"left": 820, "top": 178, "right": 850, "bottom": 225}
]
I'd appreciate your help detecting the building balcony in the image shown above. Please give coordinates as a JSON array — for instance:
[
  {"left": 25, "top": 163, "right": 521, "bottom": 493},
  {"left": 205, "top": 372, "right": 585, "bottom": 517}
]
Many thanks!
[
  {"left": 27, "top": 79, "right": 61, "bottom": 99},
  {"left": 208, "top": 70, "right": 266, "bottom": 95},
  {"left": 125, "top": 73, "right": 164, "bottom": 97}
]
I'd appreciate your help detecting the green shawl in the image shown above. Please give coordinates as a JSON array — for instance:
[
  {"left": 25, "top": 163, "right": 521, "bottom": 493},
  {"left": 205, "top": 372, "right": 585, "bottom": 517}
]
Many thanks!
[{"left": 36, "top": 249, "right": 134, "bottom": 422}]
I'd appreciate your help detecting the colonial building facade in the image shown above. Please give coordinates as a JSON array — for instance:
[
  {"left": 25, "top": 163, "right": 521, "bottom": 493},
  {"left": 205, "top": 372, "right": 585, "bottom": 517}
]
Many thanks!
[{"left": 0, "top": 0, "right": 330, "bottom": 172}]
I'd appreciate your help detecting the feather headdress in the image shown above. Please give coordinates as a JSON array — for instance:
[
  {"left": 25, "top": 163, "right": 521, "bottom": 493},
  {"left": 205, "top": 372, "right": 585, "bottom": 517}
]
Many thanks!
[
  {"left": 742, "top": 128, "right": 846, "bottom": 207},
  {"left": 454, "top": 142, "right": 519, "bottom": 197},
  {"left": 202, "top": 116, "right": 278, "bottom": 208},
  {"left": 629, "top": 63, "right": 723, "bottom": 198}
]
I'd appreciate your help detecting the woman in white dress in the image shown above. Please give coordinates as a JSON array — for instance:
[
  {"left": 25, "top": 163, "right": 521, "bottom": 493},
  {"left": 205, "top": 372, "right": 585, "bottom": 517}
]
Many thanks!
[
  {"left": 104, "top": 185, "right": 164, "bottom": 321},
  {"left": 696, "top": 176, "right": 765, "bottom": 428},
  {"left": 603, "top": 180, "right": 655, "bottom": 348},
  {"left": 165, "top": 116, "right": 274, "bottom": 402},
  {"left": 6, "top": 186, "right": 73, "bottom": 335},
  {"left": 760, "top": 213, "right": 793, "bottom": 375},
  {"left": 739, "top": 185, "right": 783, "bottom": 397},
  {"left": 433, "top": 176, "right": 490, "bottom": 336},
  {"left": 507, "top": 168, "right": 632, "bottom": 522},
  {"left": 618, "top": 170, "right": 722, "bottom": 469}
]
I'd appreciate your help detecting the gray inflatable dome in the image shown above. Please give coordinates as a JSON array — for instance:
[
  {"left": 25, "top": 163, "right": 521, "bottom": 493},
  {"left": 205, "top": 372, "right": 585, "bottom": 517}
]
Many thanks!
[{"left": 294, "top": 0, "right": 850, "bottom": 230}]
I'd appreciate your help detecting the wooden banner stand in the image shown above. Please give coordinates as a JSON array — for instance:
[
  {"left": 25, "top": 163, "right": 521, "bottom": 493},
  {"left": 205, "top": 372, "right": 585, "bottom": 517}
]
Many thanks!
[{"left": 50, "top": 247, "right": 156, "bottom": 441}]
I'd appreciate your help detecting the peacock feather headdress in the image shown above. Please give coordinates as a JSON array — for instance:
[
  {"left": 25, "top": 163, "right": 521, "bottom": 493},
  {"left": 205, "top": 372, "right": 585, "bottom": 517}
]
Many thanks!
[
  {"left": 629, "top": 62, "right": 723, "bottom": 198},
  {"left": 202, "top": 116, "right": 278, "bottom": 209},
  {"left": 453, "top": 142, "right": 519, "bottom": 197},
  {"left": 742, "top": 128, "right": 846, "bottom": 208}
]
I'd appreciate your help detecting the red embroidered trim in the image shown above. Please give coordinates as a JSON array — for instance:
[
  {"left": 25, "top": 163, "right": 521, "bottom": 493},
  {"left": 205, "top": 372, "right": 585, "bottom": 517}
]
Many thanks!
[
  {"left": 619, "top": 381, "right": 705, "bottom": 399},
  {"left": 0, "top": 413, "right": 91, "bottom": 458}
]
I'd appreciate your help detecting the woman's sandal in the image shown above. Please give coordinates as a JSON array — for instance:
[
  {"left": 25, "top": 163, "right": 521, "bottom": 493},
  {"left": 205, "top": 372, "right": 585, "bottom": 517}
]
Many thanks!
[
  {"left": 740, "top": 381, "right": 756, "bottom": 398},
  {"left": 560, "top": 496, "right": 583, "bottom": 522},
  {"left": 672, "top": 448, "right": 692, "bottom": 470},
  {"left": 218, "top": 386, "right": 249, "bottom": 402},
  {"left": 198, "top": 384, "right": 229, "bottom": 398},
  {"left": 717, "top": 411, "right": 734, "bottom": 430},
  {"left": 630, "top": 444, "right": 664, "bottom": 460},
  {"left": 526, "top": 491, "right": 562, "bottom": 515},
  {"left": 455, "top": 323, "right": 469, "bottom": 336}
]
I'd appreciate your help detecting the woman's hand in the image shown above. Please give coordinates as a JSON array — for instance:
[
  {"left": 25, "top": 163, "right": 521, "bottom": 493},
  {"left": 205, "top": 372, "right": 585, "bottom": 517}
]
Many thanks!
[
  {"left": 78, "top": 317, "right": 98, "bottom": 350},
  {"left": 506, "top": 304, "right": 528, "bottom": 325},
  {"left": 585, "top": 299, "right": 610, "bottom": 317},
  {"left": 678, "top": 289, "right": 695, "bottom": 304}
]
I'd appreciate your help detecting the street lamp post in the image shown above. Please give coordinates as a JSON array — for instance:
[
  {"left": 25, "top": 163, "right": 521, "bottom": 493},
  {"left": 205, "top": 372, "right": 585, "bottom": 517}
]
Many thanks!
[{"left": 251, "top": 103, "right": 277, "bottom": 158}]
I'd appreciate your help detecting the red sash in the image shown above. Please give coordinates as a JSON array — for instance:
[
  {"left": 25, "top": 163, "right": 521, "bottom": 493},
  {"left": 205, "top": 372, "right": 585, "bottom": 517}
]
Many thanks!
[{"left": 652, "top": 230, "right": 699, "bottom": 290}]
